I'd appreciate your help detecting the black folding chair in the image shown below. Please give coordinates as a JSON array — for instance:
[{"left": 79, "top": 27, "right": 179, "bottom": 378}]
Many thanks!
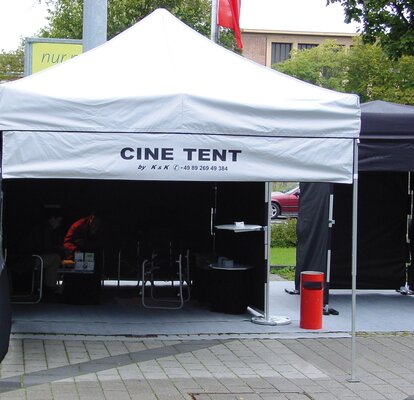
[
  {"left": 6, "top": 252, "right": 44, "bottom": 304},
  {"left": 141, "top": 242, "right": 191, "bottom": 309}
]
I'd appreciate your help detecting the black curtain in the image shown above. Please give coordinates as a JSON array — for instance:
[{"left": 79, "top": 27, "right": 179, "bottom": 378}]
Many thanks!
[
  {"left": 0, "top": 268, "right": 11, "bottom": 362},
  {"left": 296, "top": 173, "right": 408, "bottom": 290},
  {"left": 0, "top": 172, "right": 12, "bottom": 361},
  {"left": 295, "top": 183, "right": 331, "bottom": 290},
  {"left": 330, "top": 172, "right": 407, "bottom": 289}
]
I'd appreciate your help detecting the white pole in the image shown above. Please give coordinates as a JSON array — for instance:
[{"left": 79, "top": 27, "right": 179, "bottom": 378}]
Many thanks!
[
  {"left": 83, "top": 0, "right": 108, "bottom": 52},
  {"left": 211, "top": 0, "right": 219, "bottom": 43},
  {"left": 323, "top": 192, "right": 334, "bottom": 314},
  {"left": 251, "top": 182, "right": 291, "bottom": 326},
  {"left": 349, "top": 139, "right": 360, "bottom": 382},
  {"left": 265, "top": 181, "right": 271, "bottom": 319},
  {"left": 327, "top": 193, "right": 334, "bottom": 284}
]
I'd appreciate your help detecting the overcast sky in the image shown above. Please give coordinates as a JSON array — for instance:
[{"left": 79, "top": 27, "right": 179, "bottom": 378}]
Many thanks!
[
  {"left": 0, "top": 0, "right": 48, "bottom": 51},
  {"left": 0, "top": 0, "right": 359, "bottom": 52},
  {"left": 240, "top": 0, "right": 359, "bottom": 33}
]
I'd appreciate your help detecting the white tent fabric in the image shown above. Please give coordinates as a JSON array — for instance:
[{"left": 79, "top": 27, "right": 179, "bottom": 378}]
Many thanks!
[
  {"left": 0, "top": 9, "right": 360, "bottom": 182},
  {"left": 0, "top": 10, "right": 361, "bottom": 364}
]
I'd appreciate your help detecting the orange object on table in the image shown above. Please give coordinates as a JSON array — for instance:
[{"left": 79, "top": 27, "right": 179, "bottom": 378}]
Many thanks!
[{"left": 61, "top": 259, "right": 75, "bottom": 269}]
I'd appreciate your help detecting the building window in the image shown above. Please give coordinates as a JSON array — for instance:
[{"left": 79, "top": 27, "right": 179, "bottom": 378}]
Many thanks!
[
  {"left": 298, "top": 43, "right": 318, "bottom": 50},
  {"left": 271, "top": 43, "right": 292, "bottom": 64}
]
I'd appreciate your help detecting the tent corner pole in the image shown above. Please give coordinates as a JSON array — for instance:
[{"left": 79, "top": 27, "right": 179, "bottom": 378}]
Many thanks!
[
  {"left": 251, "top": 182, "right": 291, "bottom": 327},
  {"left": 323, "top": 189, "right": 338, "bottom": 316},
  {"left": 347, "top": 139, "right": 360, "bottom": 383}
]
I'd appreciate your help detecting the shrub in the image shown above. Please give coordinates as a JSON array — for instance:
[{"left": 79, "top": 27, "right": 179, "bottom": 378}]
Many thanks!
[{"left": 271, "top": 219, "right": 297, "bottom": 248}]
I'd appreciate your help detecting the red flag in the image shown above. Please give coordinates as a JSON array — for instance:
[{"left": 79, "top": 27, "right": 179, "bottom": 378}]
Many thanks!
[{"left": 218, "top": 0, "right": 243, "bottom": 49}]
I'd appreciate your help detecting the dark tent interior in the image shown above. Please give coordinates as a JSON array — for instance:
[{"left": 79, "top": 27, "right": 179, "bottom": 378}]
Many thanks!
[
  {"left": 296, "top": 101, "right": 414, "bottom": 290},
  {"left": 2, "top": 179, "right": 267, "bottom": 310}
]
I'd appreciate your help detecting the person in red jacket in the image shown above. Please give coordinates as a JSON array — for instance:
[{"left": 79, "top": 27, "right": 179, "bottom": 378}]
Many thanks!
[
  {"left": 62, "top": 212, "right": 105, "bottom": 304},
  {"left": 63, "top": 213, "right": 103, "bottom": 259}
]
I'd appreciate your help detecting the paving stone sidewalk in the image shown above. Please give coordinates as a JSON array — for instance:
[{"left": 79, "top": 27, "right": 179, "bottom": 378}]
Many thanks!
[{"left": 1, "top": 333, "right": 414, "bottom": 400}]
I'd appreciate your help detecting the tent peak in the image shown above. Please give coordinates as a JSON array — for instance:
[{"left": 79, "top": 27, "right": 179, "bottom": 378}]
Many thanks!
[
  {"left": 149, "top": 8, "right": 173, "bottom": 16},
  {"left": 0, "top": 4, "right": 360, "bottom": 141}
]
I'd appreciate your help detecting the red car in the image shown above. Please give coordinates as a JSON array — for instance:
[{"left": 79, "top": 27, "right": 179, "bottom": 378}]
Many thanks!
[{"left": 271, "top": 186, "right": 300, "bottom": 219}]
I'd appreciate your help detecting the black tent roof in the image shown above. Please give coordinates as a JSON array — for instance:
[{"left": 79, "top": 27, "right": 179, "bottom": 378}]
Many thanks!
[
  {"left": 361, "top": 100, "right": 414, "bottom": 139},
  {"left": 359, "top": 101, "right": 414, "bottom": 171}
]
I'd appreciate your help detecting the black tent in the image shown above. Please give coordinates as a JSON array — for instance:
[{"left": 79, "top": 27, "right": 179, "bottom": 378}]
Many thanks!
[{"left": 296, "top": 101, "right": 414, "bottom": 290}]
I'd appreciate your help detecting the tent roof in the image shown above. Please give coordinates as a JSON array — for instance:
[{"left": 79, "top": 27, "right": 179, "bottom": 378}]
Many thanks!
[
  {"left": 361, "top": 100, "right": 414, "bottom": 139},
  {"left": 0, "top": 9, "right": 359, "bottom": 138},
  {"left": 359, "top": 101, "right": 414, "bottom": 171}
]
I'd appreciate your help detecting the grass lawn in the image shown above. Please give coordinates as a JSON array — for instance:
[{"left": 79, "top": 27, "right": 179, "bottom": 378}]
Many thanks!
[
  {"left": 270, "top": 247, "right": 296, "bottom": 266},
  {"left": 270, "top": 247, "right": 296, "bottom": 280}
]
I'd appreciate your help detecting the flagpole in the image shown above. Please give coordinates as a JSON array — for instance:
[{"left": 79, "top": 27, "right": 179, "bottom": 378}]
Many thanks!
[
  {"left": 83, "top": 0, "right": 107, "bottom": 52},
  {"left": 211, "top": 0, "right": 219, "bottom": 43}
]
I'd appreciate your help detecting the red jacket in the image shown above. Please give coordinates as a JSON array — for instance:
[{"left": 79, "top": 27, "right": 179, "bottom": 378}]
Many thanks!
[{"left": 63, "top": 215, "right": 102, "bottom": 258}]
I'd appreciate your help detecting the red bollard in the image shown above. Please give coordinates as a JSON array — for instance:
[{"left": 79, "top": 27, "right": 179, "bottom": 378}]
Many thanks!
[{"left": 300, "top": 271, "right": 324, "bottom": 329}]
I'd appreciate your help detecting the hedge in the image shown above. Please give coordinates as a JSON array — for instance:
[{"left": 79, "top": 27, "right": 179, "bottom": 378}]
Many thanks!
[{"left": 271, "top": 219, "right": 297, "bottom": 248}]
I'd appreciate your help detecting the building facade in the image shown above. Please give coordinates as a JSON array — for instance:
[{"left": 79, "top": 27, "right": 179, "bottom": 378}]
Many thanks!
[{"left": 241, "top": 29, "right": 355, "bottom": 67}]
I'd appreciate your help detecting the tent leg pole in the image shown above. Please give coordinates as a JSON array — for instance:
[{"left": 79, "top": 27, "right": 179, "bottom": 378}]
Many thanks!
[
  {"left": 400, "top": 172, "right": 414, "bottom": 295},
  {"left": 348, "top": 139, "right": 360, "bottom": 383},
  {"left": 324, "top": 191, "right": 338, "bottom": 316},
  {"left": 265, "top": 282, "right": 270, "bottom": 319},
  {"left": 251, "top": 182, "right": 291, "bottom": 327}
]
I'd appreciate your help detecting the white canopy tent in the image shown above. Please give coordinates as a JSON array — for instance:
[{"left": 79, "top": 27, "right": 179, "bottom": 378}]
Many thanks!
[
  {"left": 0, "top": 9, "right": 360, "bottom": 375},
  {"left": 0, "top": 9, "right": 359, "bottom": 182}
]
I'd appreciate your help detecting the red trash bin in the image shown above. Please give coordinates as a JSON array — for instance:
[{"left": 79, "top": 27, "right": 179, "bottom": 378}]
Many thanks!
[{"left": 300, "top": 271, "right": 324, "bottom": 329}]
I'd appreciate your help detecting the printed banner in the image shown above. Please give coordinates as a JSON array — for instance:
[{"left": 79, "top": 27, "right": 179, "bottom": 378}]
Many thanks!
[{"left": 2, "top": 131, "right": 354, "bottom": 183}]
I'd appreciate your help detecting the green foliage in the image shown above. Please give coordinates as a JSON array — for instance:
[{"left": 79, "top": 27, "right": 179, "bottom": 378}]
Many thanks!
[
  {"left": 274, "top": 38, "right": 414, "bottom": 105},
  {"left": 40, "top": 0, "right": 209, "bottom": 39},
  {"left": 327, "top": 0, "right": 414, "bottom": 59},
  {"left": 275, "top": 40, "right": 348, "bottom": 92},
  {"left": 218, "top": 29, "right": 239, "bottom": 53},
  {"left": 346, "top": 39, "right": 414, "bottom": 104},
  {"left": 270, "top": 219, "right": 297, "bottom": 248},
  {"left": 40, "top": 0, "right": 83, "bottom": 40},
  {"left": 39, "top": 0, "right": 238, "bottom": 51},
  {"left": 269, "top": 247, "right": 296, "bottom": 266},
  {"left": 0, "top": 49, "right": 24, "bottom": 81},
  {"left": 271, "top": 182, "right": 297, "bottom": 192}
]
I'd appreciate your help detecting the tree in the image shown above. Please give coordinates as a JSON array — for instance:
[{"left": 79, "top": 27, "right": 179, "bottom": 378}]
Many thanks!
[
  {"left": 0, "top": 49, "right": 24, "bottom": 82},
  {"left": 273, "top": 41, "right": 348, "bottom": 92},
  {"left": 40, "top": 0, "right": 210, "bottom": 39},
  {"left": 273, "top": 39, "right": 414, "bottom": 104},
  {"left": 327, "top": 0, "right": 414, "bottom": 58},
  {"left": 346, "top": 40, "right": 414, "bottom": 104},
  {"left": 39, "top": 0, "right": 237, "bottom": 50}
]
